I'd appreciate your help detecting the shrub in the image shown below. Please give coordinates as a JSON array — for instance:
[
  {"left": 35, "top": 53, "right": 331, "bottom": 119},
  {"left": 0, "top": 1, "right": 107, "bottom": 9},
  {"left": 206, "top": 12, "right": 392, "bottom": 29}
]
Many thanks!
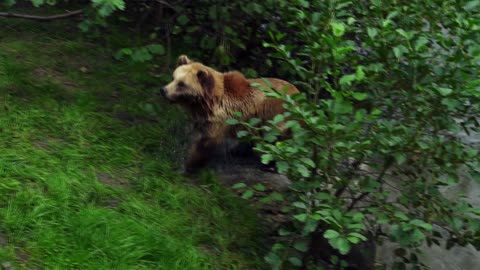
[{"left": 233, "top": 0, "right": 480, "bottom": 269}]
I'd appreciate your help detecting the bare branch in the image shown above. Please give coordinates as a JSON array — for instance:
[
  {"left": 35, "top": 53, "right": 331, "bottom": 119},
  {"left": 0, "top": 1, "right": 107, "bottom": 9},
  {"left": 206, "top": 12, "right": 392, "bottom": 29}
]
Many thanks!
[
  {"left": 0, "top": 10, "right": 83, "bottom": 21},
  {"left": 347, "top": 158, "right": 393, "bottom": 211},
  {"left": 154, "top": 0, "right": 175, "bottom": 10}
]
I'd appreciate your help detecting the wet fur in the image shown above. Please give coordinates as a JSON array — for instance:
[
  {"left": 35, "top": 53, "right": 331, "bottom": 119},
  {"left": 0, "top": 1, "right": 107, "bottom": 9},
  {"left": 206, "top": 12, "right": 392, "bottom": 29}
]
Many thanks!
[{"left": 163, "top": 55, "right": 299, "bottom": 173}]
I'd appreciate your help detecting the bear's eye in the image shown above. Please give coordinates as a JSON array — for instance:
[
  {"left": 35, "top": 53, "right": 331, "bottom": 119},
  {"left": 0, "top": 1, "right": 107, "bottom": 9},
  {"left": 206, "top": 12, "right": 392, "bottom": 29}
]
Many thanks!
[{"left": 177, "top": 81, "right": 186, "bottom": 87}]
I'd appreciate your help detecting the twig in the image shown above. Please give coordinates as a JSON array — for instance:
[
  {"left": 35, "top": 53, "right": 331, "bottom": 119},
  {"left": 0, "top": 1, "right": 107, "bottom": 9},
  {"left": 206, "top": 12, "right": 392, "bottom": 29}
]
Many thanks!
[
  {"left": 154, "top": 0, "right": 175, "bottom": 10},
  {"left": 0, "top": 10, "right": 83, "bottom": 21},
  {"left": 347, "top": 158, "right": 392, "bottom": 210}
]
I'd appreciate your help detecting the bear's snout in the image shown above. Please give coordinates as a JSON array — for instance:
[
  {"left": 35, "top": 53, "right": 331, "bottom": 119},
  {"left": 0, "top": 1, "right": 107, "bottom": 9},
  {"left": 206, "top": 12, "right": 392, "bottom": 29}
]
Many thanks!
[{"left": 160, "top": 87, "right": 167, "bottom": 97}]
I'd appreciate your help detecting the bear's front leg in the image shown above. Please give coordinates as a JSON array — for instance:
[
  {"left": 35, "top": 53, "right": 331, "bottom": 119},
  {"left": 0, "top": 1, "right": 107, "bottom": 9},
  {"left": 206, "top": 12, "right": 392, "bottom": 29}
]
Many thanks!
[
  {"left": 184, "top": 123, "right": 227, "bottom": 174},
  {"left": 184, "top": 136, "right": 219, "bottom": 174}
]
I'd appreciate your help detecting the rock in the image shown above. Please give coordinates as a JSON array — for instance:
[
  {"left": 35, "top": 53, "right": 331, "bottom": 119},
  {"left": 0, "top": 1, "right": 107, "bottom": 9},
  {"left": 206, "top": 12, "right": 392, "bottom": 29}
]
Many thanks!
[
  {"left": 216, "top": 167, "right": 291, "bottom": 191},
  {"left": 207, "top": 141, "right": 292, "bottom": 191}
]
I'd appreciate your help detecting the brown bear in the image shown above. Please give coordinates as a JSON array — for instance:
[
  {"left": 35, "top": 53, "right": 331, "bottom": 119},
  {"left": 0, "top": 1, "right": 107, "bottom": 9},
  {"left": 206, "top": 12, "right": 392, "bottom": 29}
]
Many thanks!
[{"left": 162, "top": 55, "right": 299, "bottom": 173}]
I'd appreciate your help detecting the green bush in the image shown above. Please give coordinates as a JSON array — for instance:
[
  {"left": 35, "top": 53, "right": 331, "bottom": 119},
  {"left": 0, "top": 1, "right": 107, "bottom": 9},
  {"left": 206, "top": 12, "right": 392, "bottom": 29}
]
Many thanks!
[{"left": 232, "top": 0, "right": 480, "bottom": 269}]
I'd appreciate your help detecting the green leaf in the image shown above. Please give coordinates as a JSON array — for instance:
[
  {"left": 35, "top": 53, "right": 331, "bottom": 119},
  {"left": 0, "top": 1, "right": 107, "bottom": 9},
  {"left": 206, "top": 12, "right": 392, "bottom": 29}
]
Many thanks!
[
  {"left": 303, "top": 218, "right": 318, "bottom": 234},
  {"left": 330, "top": 22, "right": 346, "bottom": 37},
  {"left": 293, "top": 201, "right": 307, "bottom": 209},
  {"left": 298, "top": 0, "right": 309, "bottom": 8},
  {"left": 411, "top": 229, "right": 425, "bottom": 243},
  {"left": 177, "top": 14, "right": 189, "bottom": 25},
  {"left": 300, "top": 157, "right": 315, "bottom": 168},
  {"left": 265, "top": 252, "right": 282, "bottom": 270},
  {"left": 464, "top": 0, "right": 480, "bottom": 11},
  {"left": 294, "top": 214, "right": 307, "bottom": 222},
  {"left": 355, "top": 110, "right": 366, "bottom": 121},
  {"left": 410, "top": 219, "right": 433, "bottom": 231},
  {"left": 393, "top": 45, "right": 409, "bottom": 59},
  {"left": 339, "top": 74, "right": 356, "bottom": 86},
  {"left": 352, "top": 92, "right": 368, "bottom": 101},
  {"left": 250, "top": 82, "right": 261, "bottom": 88},
  {"left": 371, "top": 109, "right": 382, "bottom": 116},
  {"left": 414, "top": 37, "right": 429, "bottom": 51},
  {"left": 259, "top": 192, "right": 284, "bottom": 203},
  {"left": 120, "top": 48, "right": 132, "bottom": 56},
  {"left": 437, "top": 87, "right": 453, "bottom": 96},
  {"left": 394, "top": 153, "right": 407, "bottom": 165},
  {"left": 233, "top": 111, "right": 243, "bottom": 117},
  {"left": 241, "top": 190, "right": 254, "bottom": 199},
  {"left": 330, "top": 237, "right": 351, "bottom": 255},
  {"left": 254, "top": 183, "right": 266, "bottom": 191},
  {"left": 441, "top": 98, "right": 459, "bottom": 110},
  {"left": 394, "top": 212, "right": 409, "bottom": 221},
  {"left": 236, "top": 130, "right": 248, "bottom": 138},
  {"left": 232, "top": 183, "right": 246, "bottom": 189},
  {"left": 273, "top": 114, "right": 284, "bottom": 124},
  {"left": 208, "top": 5, "right": 217, "bottom": 19},
  {"left": 31, "top": 0, "right": 44, "bottom": 7},
  {"left": 147, "top": 44, "right": 165, "bottom": 55},
  {"left": 3, "top": 0, "right": 16, "bottom": 6},
  {"left": 367, "top": 27, "right": 378, "bottom": 39},
  {"left": 78, "top": 21, "right": 90, "bottom": 32},
  {"left": 351, "top": 212, "right": 364, "bottom": 222},
  {"left": 264, "top": 134, "right": 277, "bottom": 143},
  {"left": 311, "top": 12, "right": 322, "bottom": 24},
  {"left": 293, "top": 239, "right": 309, "bottom": 252},
  {"left": 297, "top": 164, "right": 311, "bottom": 177},
  {"left": 348, "top": 232, "right": 367, "bottom": 241},
  {"left": 249, "top": 118, "right": 262, "bottom": 126},
  {"left": 314, "top": 192, "right": 332, "bottom": 200},
  {"left": 334, "top": 99, "right": 353, "bottom": 114},
  {"left": 396, "top": 29, "right": 414, "bottom": 40},
  {"left": 288, "top": 257, "right": 302, "bottom": 267},
  {"left": 356, "top": 66, "right": 365, "bottom": 81},
  {"left": 323, "top": 229, "right": 340, "bottom": 239},
  {"left": 226, "top": 118, "right": 239, "bottom": 125},
  {"left": 261, "top": 154, "right": 274, "bottom": 164},
  {"left": 347, "top": 236, "right": 360, "bottom": 244},
  {"left": 276, "top": 161, "right": 289, "bottom": 173},
  {"left": 131, "top": 48, "right": 152, "bottom": 62},
  {"left": 113, "top": 0, "right": 125, "bottom": 10}
]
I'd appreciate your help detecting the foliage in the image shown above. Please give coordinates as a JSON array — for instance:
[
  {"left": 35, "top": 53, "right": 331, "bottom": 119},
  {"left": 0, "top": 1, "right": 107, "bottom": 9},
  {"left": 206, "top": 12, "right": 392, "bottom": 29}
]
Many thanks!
[
  {"left": 232, "top": 0, "right": 480, "bottom": 269},
  {"left": 5, "top": 0, "right": 480, "bottom": 269},
  {"left": 3, "top": 0, "right": 294, "bottom": 73}
]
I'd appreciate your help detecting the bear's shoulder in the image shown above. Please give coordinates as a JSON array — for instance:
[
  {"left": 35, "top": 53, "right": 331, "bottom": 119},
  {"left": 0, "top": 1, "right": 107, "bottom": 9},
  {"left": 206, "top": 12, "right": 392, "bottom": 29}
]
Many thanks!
[{"left": 223, "top": 71, "right": 252, "bottom": 98}]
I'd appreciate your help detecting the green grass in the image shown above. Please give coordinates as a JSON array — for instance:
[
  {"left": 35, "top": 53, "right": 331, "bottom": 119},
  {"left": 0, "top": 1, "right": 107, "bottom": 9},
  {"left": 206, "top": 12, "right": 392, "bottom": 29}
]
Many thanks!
[{"left": 0, "top": 19, "right": 265, "bottom": 269}]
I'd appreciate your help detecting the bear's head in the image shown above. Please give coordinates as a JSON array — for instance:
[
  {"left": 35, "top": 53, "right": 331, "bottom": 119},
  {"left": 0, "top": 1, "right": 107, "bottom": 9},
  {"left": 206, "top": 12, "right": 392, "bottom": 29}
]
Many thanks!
[{"left": 162, "top": 55, "right": 216, "bottom": 104}]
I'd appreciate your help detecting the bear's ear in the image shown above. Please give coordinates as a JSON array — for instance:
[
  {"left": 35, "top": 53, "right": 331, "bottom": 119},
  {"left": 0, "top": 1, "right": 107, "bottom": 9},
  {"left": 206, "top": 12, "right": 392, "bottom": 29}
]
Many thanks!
[
  {"left": 197, "top": 70, "right": 214, "bottom": 96},
  {"left": 177, "top": 55, "right": 192, "bottom": 66}
]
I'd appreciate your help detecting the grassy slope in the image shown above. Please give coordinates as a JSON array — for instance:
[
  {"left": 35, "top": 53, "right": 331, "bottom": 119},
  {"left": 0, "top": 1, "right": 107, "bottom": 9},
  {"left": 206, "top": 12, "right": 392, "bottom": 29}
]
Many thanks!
[{"left": 0, "top": 20, "right": 265, "bottom": 269}]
